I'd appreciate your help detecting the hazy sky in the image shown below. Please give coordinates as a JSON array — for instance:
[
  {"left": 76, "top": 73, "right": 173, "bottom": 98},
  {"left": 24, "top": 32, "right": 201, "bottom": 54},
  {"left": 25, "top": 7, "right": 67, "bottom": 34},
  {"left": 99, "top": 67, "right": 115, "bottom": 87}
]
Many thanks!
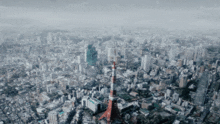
[{"left": 0, "top": 0, "right": 220, "bottom": 33}]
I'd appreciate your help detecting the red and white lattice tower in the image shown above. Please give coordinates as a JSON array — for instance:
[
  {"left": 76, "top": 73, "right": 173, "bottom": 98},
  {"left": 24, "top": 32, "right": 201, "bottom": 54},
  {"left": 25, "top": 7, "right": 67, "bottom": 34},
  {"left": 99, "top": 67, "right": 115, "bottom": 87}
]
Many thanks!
[{"left": 99, "top": 62, "right": 122, "bottom": 124}]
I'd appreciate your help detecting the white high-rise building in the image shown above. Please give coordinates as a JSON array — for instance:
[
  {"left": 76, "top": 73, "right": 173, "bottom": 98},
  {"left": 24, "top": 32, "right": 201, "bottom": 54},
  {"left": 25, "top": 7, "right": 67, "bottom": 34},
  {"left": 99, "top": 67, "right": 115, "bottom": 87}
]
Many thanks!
[
  {"left": 172, "top": 93, "right": 179, "bottom": 102},
  {"left": 141, "top": 54, "right": 151, "bottom": 72},
  {"left": 108, "top": 48, "right": 112, "bottom": 62},
  {"left": 77, "top": 55, "right": 82, "bottom": 64},
  {"left": 85, "top": 48, "right": 87, "bottom": 62},
  {"left": 79, "top": 64, "right": 82, "bottom": 73},
  {"left": 166, "top": 89, "right": 172, "bottom": 97},
  {"left": 84, "top": 43, "right": 88, "bottom": 62},
  {"left": 79, "top": 64, "right": 86, "bottom": 74}
]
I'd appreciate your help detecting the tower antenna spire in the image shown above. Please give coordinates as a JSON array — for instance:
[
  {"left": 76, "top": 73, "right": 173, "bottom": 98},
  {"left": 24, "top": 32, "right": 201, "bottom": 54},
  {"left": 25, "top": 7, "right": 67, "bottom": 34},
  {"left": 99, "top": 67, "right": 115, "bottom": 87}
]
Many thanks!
[{"left": 114, "top": 40, "right": 117, "bottom": 62}]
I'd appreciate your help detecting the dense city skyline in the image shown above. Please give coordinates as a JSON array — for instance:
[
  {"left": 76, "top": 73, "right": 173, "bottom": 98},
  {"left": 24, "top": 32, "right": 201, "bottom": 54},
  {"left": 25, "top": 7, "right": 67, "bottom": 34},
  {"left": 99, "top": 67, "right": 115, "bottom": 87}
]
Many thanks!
[{"left": 1, "top": 0, "right": 220, "bottom": 124}]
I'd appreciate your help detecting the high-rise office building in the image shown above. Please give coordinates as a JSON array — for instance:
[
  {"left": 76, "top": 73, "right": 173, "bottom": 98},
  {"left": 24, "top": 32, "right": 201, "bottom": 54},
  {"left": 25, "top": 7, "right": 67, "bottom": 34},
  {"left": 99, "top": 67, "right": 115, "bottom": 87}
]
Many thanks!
[
  {"left": 86, "top": 44, "right": 97, "bottom": 66},
  {"left": 179, "top": 75, "right": 187, "bottom": 88},
  {"left": 85, "top": 48, "right": 87, "bottom": 63},
  {"left": 141, "top": 54, "right": 151, "bottom": 72}
]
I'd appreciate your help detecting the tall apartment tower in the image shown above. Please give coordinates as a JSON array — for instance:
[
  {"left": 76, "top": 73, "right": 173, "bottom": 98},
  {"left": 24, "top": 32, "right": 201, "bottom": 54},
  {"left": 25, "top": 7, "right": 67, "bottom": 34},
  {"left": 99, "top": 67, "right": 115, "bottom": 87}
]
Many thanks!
[
  {"left": 85, "top": 48, "right": 87, "bottom": 62},
  {"left": 84, "top": 42, "right": 88, "bottom": 63},
  {"left": 141, "top": 54, "right": 151, "bottom": 72},
  {"left": 99, "top": 62, "right": 122, "bottom": 124},
  {"left": 77, "top": 55, "right": 82, "bottom": 64},
  {"left": 179, "top": 75, "right": 188, "bottom": 88}
]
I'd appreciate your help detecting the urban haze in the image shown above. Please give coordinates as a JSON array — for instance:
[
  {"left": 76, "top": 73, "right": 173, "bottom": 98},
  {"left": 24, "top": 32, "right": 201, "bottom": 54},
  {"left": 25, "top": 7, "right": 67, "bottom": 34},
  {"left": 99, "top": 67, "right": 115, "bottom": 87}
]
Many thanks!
[{"left": 0, "top": 0, "right": 220, "bottom": 124}]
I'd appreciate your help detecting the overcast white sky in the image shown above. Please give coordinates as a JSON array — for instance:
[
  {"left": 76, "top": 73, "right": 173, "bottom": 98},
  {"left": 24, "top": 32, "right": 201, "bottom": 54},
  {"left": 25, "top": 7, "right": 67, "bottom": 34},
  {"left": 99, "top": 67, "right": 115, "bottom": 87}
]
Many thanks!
[{"left": 0, "top": 0, "right": 220, "bottom": 33}]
